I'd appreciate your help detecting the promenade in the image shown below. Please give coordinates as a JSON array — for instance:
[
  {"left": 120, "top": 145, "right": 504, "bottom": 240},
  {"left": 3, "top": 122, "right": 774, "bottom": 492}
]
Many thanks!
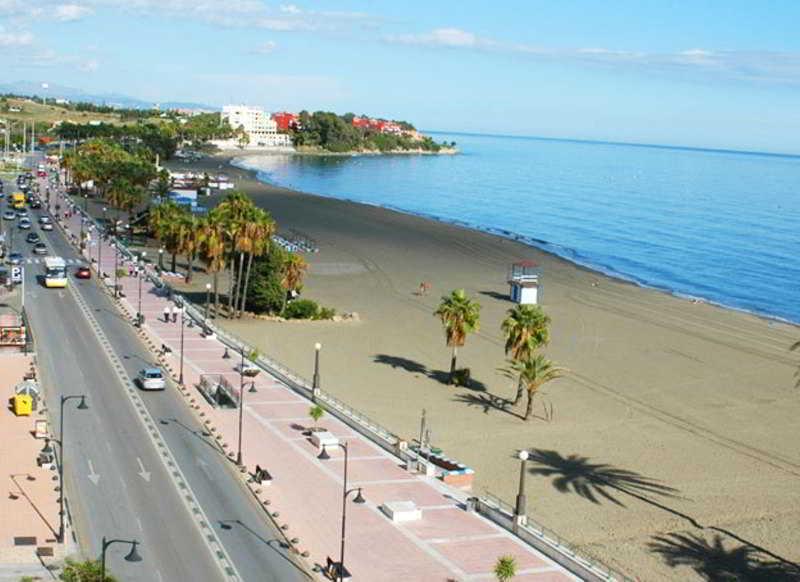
[{"left": 56, "top": 191, "right": 578, "bottom": 580}]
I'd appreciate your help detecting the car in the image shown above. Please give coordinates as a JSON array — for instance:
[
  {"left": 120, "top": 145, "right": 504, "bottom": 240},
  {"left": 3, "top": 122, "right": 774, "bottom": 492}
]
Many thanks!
[
  {"left": 7, "top": 253, "right": 22, "bottom": 265},
  {"left": 26, "top": 232, "right": 40, "bottom": 244},
  {"left": 29, "top": 199, "right": 42, "bottom": 209},
  {"left": 38, "top": 216, "right": 50, "bottom": 224},
  {"left": 18, "top": 219, "right": 31, "bottom": 229},
  {"left": 75, "top": 266, "right": 91, "bottom": 279},
  {"left": 16, "top": 209, "right": 28, "bottom": 218},
  {"left": 2, "top": 210, "right": 15, "bottom": 220},
  {"left": 137, "top": 368, "right": 166, "bottom": 390},
  {"left": 41, "top": 221, "right": 53, "bottom": 231},
  {"left": 33, "top": 242, "right": 48, "bottom": 255}
]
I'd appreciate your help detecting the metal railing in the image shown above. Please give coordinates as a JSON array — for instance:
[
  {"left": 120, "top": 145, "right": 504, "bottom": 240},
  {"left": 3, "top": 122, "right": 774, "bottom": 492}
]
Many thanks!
[{"left": 479, "top": 490, "right": 632, "bottom": 582}]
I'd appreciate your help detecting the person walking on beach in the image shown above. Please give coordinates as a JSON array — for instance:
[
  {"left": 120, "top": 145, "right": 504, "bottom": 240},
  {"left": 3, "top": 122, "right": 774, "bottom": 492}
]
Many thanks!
[
  {"left": 163, "top": 306, "right": 171, "bottom": 323},
  {"left": 171, "top": 304, "right": 178, "bottom": 323}
]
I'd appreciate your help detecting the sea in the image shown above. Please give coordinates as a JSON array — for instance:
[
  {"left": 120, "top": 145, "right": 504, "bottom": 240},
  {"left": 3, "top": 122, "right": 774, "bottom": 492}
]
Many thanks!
[{"left": 232, "top": 132, "right": 800, "bottom": 324}]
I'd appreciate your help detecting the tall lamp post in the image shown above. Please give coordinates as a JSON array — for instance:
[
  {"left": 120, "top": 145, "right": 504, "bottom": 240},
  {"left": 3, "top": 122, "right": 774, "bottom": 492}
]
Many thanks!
[
  {"left": 158, "top": 247, "right": 164, "bottom": 272},
  {"left": 101, "top": 537, "right": 142, "bottom": 581},
  {"left": 41, "top": 394, "right": 88, "bottom": 542},
  {"left": 204, "top": 282, "right": 212, "bottom": 325},
  {"left": 312, "top": 342, "right": 321, "bottom": 401},
  {"left": 99, "top": 207, "right": 107, "bottom": 276},
  {"left": 136, "top": 252, "right": 146, "bottom": 326},
  {"left": 236, "top": 346, "right": 246, "bottom": 466},
  {"left": 318, "top": 442, "right": 365, "bottom": 581},
  {"left": 514, "top": 449, "right": 529, "bottom": 528},
  {"left": 178, "top": 303, "right": 185, "bottom": 386}
]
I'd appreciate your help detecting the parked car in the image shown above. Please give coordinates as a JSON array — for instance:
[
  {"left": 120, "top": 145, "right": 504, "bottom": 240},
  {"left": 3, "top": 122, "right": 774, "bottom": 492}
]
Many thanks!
[
  {"left": 33, "top": 242, "right": 48, "bottom": 255},
  {"left": 137, "top": 368, "right": 166, "bottom": 390},
  {"left": 75, "top": 266, "right": 91, "bottom": 279},
  {"left": 2, "top": 210, "right": 16, "bottom": 220},
  {"left": 26, "top": 232, "right": 40, "bottom": 244},
  {"left": 7, "top": 252, "right": 22, "bottom": 265}
]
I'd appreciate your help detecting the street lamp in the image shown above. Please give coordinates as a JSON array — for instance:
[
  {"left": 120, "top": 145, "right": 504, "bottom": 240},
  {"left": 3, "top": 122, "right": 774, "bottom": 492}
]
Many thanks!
[
  {"left": 112, "top": 241, "right": 119, "bottom": 298},
  {"left": 318, "top": 442, "right": 365, "bottom": 582},
  {"left": 158, "top": 247, "right": 164, "bottom": 272},
  {"left": 101, "top": 537, "right": 142, "bottom": 581},
  {"left": 514, "top": 449, "right": 529, "bottom": 527},
  {"left": 42, "top": 394, "right": 88, "bottom": 542},
  {"left": 204, "top": 282, "right": 212, "bottom": 324},
  {"left": 312, "top": 342, "right": 321, "bottom": 401},
  {"left": 178, "top": 303, "right": 185, "bottom": 386},
  {"left": 136, "top": 252, "right": 146, "bottom": 326},
  {"left": 236, "top": 346, "right": 246, "bottom": 466},
  {"left": 99, "top": 207, "right": 107, "bottom": 276}
]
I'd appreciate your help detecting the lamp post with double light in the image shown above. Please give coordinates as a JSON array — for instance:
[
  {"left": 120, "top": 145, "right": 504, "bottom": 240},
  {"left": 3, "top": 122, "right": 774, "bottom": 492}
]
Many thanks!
[
  {"left": 318, "top": 442, "right": 365, "bottom": 581},
  {"left": 100, "top": 537, "right": 142, "bottom": 581},
  {"left": 514, "top": 449, "right": 529, "bottom": 527},
  {"left": 312, "top": 342, "right": 321, "bottom": 401}
]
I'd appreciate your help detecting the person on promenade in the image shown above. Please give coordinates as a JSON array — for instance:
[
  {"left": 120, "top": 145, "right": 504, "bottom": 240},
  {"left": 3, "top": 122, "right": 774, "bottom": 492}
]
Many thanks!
[
  {"left": 171, "top": 305, "right": 178, "bottom": 323},
  {"left": 163, "top": 306, "right": 171, "bottom": 323}
]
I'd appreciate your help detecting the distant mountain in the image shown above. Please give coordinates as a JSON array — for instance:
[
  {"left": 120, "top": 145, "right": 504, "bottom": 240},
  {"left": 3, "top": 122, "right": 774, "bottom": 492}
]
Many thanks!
[{"left": 0, "top": 81, "right": 217, "bottom": 111}]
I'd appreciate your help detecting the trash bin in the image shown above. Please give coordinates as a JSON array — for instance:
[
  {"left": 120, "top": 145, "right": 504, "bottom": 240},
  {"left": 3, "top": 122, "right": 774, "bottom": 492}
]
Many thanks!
[{"left": 13, "top": 394, "right": 33, "bottom": 416}]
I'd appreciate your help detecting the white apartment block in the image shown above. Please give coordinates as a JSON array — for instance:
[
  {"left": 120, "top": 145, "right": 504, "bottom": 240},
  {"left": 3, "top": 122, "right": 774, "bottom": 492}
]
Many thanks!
[{"left": 221, "top": 105, "right": 292, "bottom": 148}]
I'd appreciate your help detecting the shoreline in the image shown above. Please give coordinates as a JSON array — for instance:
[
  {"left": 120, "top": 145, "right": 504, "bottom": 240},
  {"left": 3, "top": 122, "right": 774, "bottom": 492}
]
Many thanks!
[{"left": 225, "top": 153, "right": 799, "bottom": 329}]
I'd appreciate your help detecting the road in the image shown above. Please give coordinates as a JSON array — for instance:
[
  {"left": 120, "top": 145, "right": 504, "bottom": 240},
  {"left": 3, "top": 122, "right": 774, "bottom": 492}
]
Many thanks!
[{"left": 15, "top": 178, "right": 308, "bottom": 580}]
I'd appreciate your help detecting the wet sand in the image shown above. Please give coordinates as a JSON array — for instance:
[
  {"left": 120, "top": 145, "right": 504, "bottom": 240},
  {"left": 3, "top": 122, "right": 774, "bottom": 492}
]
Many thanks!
[{"left": 171, "top": 155, "right": 800, "bottom": 580}]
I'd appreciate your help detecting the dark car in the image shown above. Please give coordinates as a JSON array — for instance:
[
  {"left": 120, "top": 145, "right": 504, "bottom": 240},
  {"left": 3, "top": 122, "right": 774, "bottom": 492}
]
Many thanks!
[
  {"left": 26, "top": 232, "right": 40, "bottom": 244},
  {"left": 75, "top": 266, "right": 92, "bottom": 279},
  {"left": 33, "top": 242, "right": 48, "bottom": 255},
  {"left": 29, "top": 199, "right": 42, "bottom": 209},
  {"left": 7, "top": 252, "right": 23, "bottom": 265}
]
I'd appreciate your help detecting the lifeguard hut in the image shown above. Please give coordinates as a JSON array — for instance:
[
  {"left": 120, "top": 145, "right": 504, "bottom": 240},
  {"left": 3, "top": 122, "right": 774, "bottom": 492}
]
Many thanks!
[{"left": 508, "top": 261, "right": 541, "bottom": 305}]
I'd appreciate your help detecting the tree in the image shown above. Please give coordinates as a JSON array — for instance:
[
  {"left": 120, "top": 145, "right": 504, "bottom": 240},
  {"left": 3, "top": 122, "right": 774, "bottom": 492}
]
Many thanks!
[
  {"left": 60, "top": 558, "right": 117, "bottom": 582},
  {"left": 198, "top": 212, "right": 227, "bottom": 316},
  {"left": 494, "top": 555, "right": 517, "bottom": 582},
  {"left": 501, "top": 305, "right": 551, "bottom": 404},
  {"left": 149, "top": 200, "right": 188, "bottom": 273},
  {"left": 280, "top": 253, "right": 308, "bottom": 308},
  {"left": 434, "top": 289, "right": 481, "bottom": 384},
  {"left": 242, "top": 245, "right": 288, "bottom": 315},
  {"left": 176, "top": 214, "right": 201, "bottom": 283},
  {"left": 237, "top": 210, "right": 275, "bottom": 317},
  {"left": 503, "top": 354, "right": 565, "bottom": 421},
  {"left": 309, "top": 404, "right": 325, "bottom": 430}
]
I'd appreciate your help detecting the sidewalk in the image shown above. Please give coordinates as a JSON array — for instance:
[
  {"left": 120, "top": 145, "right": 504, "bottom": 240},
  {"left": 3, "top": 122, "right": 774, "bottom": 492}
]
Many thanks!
[
  {"left": 58, "top": 190, "right": 578, "bottom": 581},
  {"left": 0, "top": 353, "right": 63, "bottom": 571}
]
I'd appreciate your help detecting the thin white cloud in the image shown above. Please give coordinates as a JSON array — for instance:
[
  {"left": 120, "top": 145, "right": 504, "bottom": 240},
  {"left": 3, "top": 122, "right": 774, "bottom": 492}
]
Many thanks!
[
  {"left": 279, "top": 3, "right": 300, "bottom": 14},
  {"left": 54, "top": 3, "right": 94, "bottom": 21},
  {"left": 251, "top": 40, "right": 277, "bottom": 54},
  {"left": 0, "top": 29, "right": 34, "bottom": 46},
  {"left": 386, "top": 28, "right": 800, "bottom": 86}
]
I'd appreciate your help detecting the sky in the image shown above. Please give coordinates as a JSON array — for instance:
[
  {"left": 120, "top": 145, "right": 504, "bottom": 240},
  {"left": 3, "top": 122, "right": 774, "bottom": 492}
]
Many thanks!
[{"left": 1, "top": 0, "right": 800, "bottom": 153}]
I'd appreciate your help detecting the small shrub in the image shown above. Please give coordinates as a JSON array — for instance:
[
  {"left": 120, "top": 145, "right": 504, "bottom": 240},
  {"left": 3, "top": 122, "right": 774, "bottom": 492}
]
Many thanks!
[
  {"left": 316, "top": 306, "right": 336, "bottom": 320},
  {"left": 494, "top": 555, "right": 517, "bottom": 581},
  {"left": 115, "top": 267, "right": 127, "bottom": 279},
  {"left": 283, "top": 299, "right": 319, "bottom": 319},
  {"left": 309, "top": 404, "right": 325, "bottom": 428}
]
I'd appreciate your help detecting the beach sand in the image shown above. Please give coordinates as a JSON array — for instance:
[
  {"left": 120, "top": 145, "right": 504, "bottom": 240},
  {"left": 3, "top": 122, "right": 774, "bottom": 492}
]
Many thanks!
[{"left": 171, "top": 155, "right": 800, "bottom": 580}]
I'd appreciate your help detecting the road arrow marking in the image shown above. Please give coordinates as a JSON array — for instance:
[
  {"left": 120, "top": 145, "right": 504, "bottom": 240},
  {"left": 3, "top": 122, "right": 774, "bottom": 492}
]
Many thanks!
[
  {"left": 136, "top": 457, "right": 151, "bottom": 482},
  {"left": 87, "top": 459, "right": 100, "bottom": 485},
  {"left": 196, "top": 457, "right": 213, "bottom": 480}
]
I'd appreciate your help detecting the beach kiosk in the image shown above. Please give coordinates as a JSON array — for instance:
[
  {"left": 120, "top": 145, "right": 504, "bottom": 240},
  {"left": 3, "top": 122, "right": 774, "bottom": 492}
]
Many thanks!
[{"left": 508, "top": 260, "right": 541, "bottom": 305}]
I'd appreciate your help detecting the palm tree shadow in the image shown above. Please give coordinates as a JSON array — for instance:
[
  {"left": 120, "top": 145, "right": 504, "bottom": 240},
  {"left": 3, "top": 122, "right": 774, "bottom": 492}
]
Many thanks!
[
  {"left": 373, "top": 354, "right": 487, "bottom": 391},
  {"left": 649, "top": 533, "right": 800, "bottom": 581},
  {"left": 452, "top": 392, "right": 523, "bottom": 419},
  {"left": 528, "top": 449, "right": 680, "bottom": 509}
]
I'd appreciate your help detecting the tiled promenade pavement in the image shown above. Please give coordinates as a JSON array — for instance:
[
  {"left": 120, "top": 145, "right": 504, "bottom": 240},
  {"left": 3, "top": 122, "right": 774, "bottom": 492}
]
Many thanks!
[
  {"left": 0, "top": 353, "right": 62, "bottom": 570},
  {"left": 58, "top": 192, "right": 577, "bottom": 581}
]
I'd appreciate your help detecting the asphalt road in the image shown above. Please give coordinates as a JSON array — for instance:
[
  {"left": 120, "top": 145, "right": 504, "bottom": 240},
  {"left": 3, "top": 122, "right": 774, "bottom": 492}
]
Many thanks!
[{"left": 14, "top": 180, "right": 308, "bottom": 581}]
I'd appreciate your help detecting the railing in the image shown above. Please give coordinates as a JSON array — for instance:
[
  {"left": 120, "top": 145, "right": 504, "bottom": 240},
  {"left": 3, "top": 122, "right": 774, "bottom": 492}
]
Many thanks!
[{"left": 478, "top": 490, "right": 632, "bottom": 582}]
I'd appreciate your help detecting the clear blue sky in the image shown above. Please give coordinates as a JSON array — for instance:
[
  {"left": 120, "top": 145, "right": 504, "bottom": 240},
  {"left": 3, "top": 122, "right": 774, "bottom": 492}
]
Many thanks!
[{"left": 2, "top": 1, "right": 800, "bottom": 153}]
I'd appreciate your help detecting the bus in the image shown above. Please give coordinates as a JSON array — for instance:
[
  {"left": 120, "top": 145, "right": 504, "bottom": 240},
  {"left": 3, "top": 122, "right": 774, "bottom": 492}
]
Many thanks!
[
  {"left": 11, "top": 192, "right": 25, "bottom": 209},
  {"left": 44, "top": 257, "right": 68, "bottom": 288}
]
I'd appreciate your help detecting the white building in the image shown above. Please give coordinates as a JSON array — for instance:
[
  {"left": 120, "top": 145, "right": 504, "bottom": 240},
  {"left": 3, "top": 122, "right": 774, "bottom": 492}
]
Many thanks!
[{"left": 221, "top": 105, "right": 292, "bottom": 148}]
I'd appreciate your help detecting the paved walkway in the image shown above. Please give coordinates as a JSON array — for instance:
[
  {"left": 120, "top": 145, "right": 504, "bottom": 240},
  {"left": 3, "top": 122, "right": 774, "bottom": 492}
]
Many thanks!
[
  {"left": 0, "top": 353, "right": 62, "bottom": 570},
  {"left": 57, "top": 190, "right": 577, "bottom": 581}
]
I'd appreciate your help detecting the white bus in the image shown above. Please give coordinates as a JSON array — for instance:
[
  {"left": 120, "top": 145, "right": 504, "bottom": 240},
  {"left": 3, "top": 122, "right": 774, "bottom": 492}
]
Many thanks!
[{"left": 44, "top": 257, "right": 68, "bottom": 288}]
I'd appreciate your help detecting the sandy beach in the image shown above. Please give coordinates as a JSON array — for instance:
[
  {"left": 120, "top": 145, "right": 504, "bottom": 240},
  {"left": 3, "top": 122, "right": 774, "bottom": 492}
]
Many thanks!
[{"left": 168, "top": 154, "right": 800, "bottom": 580}]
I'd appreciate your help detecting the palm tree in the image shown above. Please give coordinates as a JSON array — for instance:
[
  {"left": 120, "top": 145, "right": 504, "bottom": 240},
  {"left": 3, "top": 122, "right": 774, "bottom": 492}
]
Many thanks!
[
  {"left": 503, "top": 354, "right": 565, "bottom": 421},
  {"left": 198, "top": 213, "right": 226, "bottom": 316},
  {"left": 176, "top": 215, "right": 201, "bottom": 283},
  {"left": 434, "top": 289, "right": 481, "bottom": 384},
  {"left": 501, "top": 305, "right": 551, "bottom": 404},
  {"left": 215, "top": 191, "right": 254, "bottom": 316},
  {"left": 494, "top": 555, "right": 517, "bottom": 582},
  {"left": 149, "top": 201, "right": 186, "bottom": 273},
  {"left": 280, "top": 252, "right": 307, "bottom": 308},
  {"left": 237, "top": 211, "right": 275, "bottom": 318}
]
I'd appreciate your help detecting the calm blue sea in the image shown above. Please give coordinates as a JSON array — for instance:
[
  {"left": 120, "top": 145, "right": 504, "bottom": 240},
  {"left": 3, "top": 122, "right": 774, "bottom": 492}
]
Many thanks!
[{"left": 233, "top": 133, "right": 800, "bottom": 324}]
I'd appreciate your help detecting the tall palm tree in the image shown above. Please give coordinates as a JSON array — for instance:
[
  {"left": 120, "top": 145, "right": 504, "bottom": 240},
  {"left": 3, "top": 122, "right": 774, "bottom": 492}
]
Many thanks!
[
  {"left": 281, "top": 252, "right": 308, "bottom": 308},
  {"left": 237, "top": 210, "right": 275, "bottom": 317},
  {"left": 504, "top": 354, "right": 565, "bottom": 421},
  {"left": 149, "top": 201, "right": 186, "bottom": 273},
  {"left": 215, "top": 191, "right": 254, "bottom": 316},
  {"left": 176, "top": 215, "right": 201, "bottom": 283},
  {"left": 434, "top": 289, "right": 481, "bottom": 384},
  {"left": 198, "top": 213, "right": 226, "bottom": 316},
  {"left": 501, "top": 305, "right": 551, "bottom": 404}
]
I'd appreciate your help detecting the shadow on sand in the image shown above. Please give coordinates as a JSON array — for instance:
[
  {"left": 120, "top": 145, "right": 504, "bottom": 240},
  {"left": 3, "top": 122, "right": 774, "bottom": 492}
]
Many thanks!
[{"left": 372, "top": 354, "right": 487, "bottom": 391}]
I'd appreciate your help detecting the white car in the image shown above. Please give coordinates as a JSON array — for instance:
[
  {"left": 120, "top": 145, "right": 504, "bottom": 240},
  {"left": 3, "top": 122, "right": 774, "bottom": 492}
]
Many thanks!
[
  {"left": 18, "top": 219, "right": 31, "bottom": 229},
  {"left": 137, "top": 368, "right": 166, "bottom": 390},
  {"left": 41, "top": 222, "right": 53, "bottom": 231},
  {"left": 38, "top": 216, "right": 51, "bottom": 224}
]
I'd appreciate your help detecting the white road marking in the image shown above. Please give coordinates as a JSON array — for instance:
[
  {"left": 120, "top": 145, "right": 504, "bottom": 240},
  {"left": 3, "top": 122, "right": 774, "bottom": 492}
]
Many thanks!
[
  {"left": 87, "top": 459, "right": 100, "bottom": 485},
  {"left": 136, "top": 457, "right": 151, "bottom": 482}
]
